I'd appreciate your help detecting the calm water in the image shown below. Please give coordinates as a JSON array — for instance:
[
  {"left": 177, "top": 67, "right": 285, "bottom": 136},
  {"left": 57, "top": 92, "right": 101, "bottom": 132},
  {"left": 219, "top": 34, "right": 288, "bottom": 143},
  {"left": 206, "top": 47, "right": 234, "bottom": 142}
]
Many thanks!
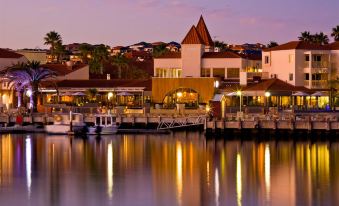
[{"left": 0, "top": 132, "right": 338, "bottom": 206}]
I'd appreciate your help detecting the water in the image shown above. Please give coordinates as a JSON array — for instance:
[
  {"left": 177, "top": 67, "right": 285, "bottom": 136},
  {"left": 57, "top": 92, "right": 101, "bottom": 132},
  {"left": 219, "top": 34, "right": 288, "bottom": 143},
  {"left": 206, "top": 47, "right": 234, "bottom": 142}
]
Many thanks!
[{"left": 0, "top": 132, "right": 338, "bottom": 206}]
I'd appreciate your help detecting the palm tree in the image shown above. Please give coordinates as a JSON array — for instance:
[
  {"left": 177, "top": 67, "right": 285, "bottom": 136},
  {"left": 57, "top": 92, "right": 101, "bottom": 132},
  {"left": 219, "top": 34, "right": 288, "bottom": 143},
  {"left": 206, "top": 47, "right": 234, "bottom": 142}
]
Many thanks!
[
  {"left": 79, "top": 43, "right": 94, "bottom": 63},
  {"left": 214, "top": 40, "right": 228, "bottom": 51},
  {"left": 5, "top": 61, "right": 56, "bottom": 112},
  {"left": 313, "top": 32, "right": 329, "bottom": 45},
  {"left": 298, "top": 31, "right": 312, "bottom": 42},
  {"left": 267, "top": 41, "right": 279, "bottom": 48},
  {"left": 111, "top": 54, "right": 129, "bottom": 79},
  {"left": 331, "top": 25, "right": 339, "bottom": 41},
  {"left": 89, "top": 45, "right": 110, "bottom": 74},
  {"left": 86, "top": 88, "right": 98, "bottom": 102},
  {"left": 54, "top": 42, "right": 66, "bottom": 62},
  {"left": 44, "top": 31, "right": 62, "bottom": 62}
]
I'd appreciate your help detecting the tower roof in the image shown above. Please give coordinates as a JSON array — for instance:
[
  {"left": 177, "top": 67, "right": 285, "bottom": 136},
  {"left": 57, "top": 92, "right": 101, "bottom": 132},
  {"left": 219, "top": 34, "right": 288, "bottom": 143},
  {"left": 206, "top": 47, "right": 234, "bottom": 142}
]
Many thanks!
[
  {"left": 181, "top": 25, "right": 204, "bottom": 45},
  {"left": 196, "top": 16, "right": 214, "bottom": 46}
]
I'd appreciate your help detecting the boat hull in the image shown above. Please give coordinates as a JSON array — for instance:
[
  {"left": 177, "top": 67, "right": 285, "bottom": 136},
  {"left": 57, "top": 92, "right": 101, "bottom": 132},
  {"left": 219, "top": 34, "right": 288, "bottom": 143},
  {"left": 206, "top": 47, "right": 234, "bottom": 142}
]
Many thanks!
[{"left": 45, "top": 124, "right": 85, "bottom": 135}]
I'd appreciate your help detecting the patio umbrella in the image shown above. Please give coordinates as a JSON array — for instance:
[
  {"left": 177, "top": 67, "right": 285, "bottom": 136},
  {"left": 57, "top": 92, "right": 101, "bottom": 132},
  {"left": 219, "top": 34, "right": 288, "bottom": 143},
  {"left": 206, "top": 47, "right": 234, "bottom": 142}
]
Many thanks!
[
  {"left": 60, "top": 91, "right": 73, "bottom": 96},
  {"left": 117, "top": 92, "right": 133, "bottom": 96},
  {"left": 225, "top": 91, "right": 237, "bottom": 96},
  {"left": 311, "top": 91, "right": 327, "bottom": 96},
  {"left": 72, "top": 92, "right": 86, "bottom": 96},
  {"left": 292, "top": 91, "right": 309, "bottom": 96}
]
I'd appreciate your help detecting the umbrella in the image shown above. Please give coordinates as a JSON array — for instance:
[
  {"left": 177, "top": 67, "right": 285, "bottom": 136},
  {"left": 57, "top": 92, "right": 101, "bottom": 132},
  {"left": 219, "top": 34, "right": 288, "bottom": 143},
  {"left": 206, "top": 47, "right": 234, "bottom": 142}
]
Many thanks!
[
  {"left": 72, "top": 92, "right": 86, "bottom": 96},
  {"left": 117, "top": 92, "right": 133, "bottom": 96},
  {"left": 292, "top": 91, "right": 309, "bottom": 96},
  {"left": 226, "top": 91, "right": 237, "bottom": 96},
  {"left": 59, "top": 91, "right": 73, "bottom": 96},
  {"left": 311, "top": 91, "right": 327, "bottom": 96}
]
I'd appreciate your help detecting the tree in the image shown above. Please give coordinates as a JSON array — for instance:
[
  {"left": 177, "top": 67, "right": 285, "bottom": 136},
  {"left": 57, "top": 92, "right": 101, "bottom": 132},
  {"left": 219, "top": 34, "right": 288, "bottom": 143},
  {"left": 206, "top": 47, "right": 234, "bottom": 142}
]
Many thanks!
[
  {"left": 267, "top": 41, "right": 279, "bottom": 48},
  {"left": 125, "top": 65, "right": 150, "bottom": 79},
  {"left": 4, "top": 61, "right": 56, "bottom": 112},
  {"left": 54, "top": 42, "right": 67, "bottom": 62},
  {"left": 79, "top": 43, "right": 94, "bottom": 63},
  {"left": 44, "top": 31, "right": 62, "bottom": 62},
  {"left": 298, "top": 31, "right": 312, "bottom": 42},
  {"left": 111, "top": 54, "right": 129, "bottom": 79},
  {"left": 331, "top": 25, "right": 339, "bottom": 41},
  {"left": 214, "top": 40, "right": 228, "bottom": 51},
  {"left": 313, "top": 32, "right": 329, "bottom": 45},
  {"left": 86, "top": 88, "right": 98, "bottom": 102},
  {"left": 298, "top": 31, "right": 329, "bottom": 45},
  {"left": 152, "top": 43, "right": 169, "bottom": 57},
  {"left": 89, "top": 44, "right": 110, "bottom": 74}
]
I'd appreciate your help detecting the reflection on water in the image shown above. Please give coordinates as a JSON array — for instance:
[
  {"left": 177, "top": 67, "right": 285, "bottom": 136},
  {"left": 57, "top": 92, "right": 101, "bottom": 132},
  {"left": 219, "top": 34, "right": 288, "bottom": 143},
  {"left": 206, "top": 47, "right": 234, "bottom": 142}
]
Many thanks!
[{"left": 0, "top": 132, "right": 338, "bottom": 206}]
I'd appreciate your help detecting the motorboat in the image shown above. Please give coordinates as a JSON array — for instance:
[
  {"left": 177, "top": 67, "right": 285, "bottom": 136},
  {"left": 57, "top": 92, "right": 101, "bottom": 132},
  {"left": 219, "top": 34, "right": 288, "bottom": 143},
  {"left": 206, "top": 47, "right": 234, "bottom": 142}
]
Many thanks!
[
  {"left": 88, "top": 114, "right": 118, "bottom": 135},
  {"left": 45, "top": 112, "right": 86, "bottom": 135}
]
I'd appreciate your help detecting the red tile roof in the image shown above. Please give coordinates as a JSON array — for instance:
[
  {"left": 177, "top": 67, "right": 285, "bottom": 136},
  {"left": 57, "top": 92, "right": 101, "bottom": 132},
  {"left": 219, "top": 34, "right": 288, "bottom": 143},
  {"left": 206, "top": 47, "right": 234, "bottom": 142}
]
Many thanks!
[
  {"left": 196, "top": 16, "right": 214, "bottom": 46},
  {"left": 42, "top": 64, "right": 87, "bottom": 76},
  {"left": 0, "top": 48, "right": 24, "bottom": 58},
  {"left": 55, "top": 79, "right": 152, "bottom": 90},
  {"left": 244, "top": 78, "right": 309, "bottom": 92},
  {"left": 202, "top": 51, "right": 242, "bottom": 58},
  {"left": 330, "top": 41, "right": 339, "bottom": 50},
  {"left": 181, "top": 26, "right": 204, "bottom": 45},
  {"left": 154, "top": 52, "right": 181, "bottom": 59},
  {"left": 263, "top": 41, "right": 331, "bottom": 52}
]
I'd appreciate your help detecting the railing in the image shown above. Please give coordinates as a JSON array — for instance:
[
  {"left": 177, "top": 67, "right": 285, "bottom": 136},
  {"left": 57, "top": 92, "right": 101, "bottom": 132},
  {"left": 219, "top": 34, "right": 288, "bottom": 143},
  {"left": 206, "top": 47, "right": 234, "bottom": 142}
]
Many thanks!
[
  {"left": 304, "top": 80, "right": 328, "bottom": 89},
  {"left": 304, "top": 61, "right": 329, "bottom": 68}
]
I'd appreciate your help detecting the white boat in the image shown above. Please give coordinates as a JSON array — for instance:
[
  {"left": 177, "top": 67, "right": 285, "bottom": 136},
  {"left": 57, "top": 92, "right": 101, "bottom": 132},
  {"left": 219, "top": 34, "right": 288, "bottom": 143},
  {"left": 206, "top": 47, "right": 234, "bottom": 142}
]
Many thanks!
[
  {"left": 88, "top": 114, "right": 118, "bottom": 135},
  {"left": 45, "top": 112, "right": 86, "bottom": 135}
]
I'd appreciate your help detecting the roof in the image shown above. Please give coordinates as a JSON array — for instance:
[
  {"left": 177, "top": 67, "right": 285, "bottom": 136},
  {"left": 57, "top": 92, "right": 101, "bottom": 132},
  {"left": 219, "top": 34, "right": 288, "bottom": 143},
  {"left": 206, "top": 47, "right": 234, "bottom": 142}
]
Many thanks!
[
  {"left": 263, "top": 41, "right": 331, "bottom": 52},
  {"left": 211, "top": 94, "right": 224, "bottom": 101},
  {"left": 154, "top": 52, "right": 181, "bottom": 59},
  {"left": 196, "top": 16, "right": 214, "bottom": 46},
  {"left": 202, "top": 51, "right": 242, "bottom": 58},
  {"left": 42, "top": 64, "right": 87, "bottom": 76},
  {"left": 244, "top": 78, "right": 309, "bottom": 92},
  {"left": 0, "top": 48, "right": 24, "bottom": 58},
  {"left": 181, "top": 26, "right": 204, "bottom": 45},
  {"left": 54, "top": 79, "right": 152, "bottom": 91},
  {"left": 330, "top": 41, "right": 339, "bottom": 50}
]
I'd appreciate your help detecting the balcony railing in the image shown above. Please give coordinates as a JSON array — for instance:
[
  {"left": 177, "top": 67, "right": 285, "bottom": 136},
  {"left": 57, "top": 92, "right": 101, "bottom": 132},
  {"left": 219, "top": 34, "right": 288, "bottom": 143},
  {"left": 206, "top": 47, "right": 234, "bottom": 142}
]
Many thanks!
[
  {"left": 304, "top": 80, "right": 328, "bottom": 89},
  {"left": 245, "top": 72, "right": 269, "bottom": 79},
  {"left": 304, "top": 61, "right": 329, "bottom": 68}
]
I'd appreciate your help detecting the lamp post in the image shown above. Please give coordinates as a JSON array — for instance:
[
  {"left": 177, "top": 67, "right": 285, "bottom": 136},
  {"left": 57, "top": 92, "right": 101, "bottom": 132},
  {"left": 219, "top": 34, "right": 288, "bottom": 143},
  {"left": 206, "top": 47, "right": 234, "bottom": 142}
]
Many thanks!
[
  {"left": 236, "top": 90, "right": 242, "bottom": 112},
  {"left": 265, "top": 91, "right": 271, "bottom": 107}
]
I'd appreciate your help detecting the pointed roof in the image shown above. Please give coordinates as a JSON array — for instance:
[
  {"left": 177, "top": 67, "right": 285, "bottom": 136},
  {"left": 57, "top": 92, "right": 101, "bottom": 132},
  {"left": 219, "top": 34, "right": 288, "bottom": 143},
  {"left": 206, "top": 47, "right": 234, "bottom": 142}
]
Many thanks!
[
  {"left": 196, "top": 16, "right": 214, "bottom": 46},
  {"left": 181, "top": 25, "right": 204, "bottom": 45}
]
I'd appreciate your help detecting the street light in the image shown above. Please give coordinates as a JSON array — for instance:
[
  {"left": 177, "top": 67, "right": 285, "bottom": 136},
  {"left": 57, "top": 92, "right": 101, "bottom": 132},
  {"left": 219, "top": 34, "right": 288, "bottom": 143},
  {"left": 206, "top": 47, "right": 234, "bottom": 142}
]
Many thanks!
[
  {"left": 265, "top": 91, "right": 271, "bottom": 107},
  {"left": 236, "top": 90, "right": 242, "bottom": 112}
]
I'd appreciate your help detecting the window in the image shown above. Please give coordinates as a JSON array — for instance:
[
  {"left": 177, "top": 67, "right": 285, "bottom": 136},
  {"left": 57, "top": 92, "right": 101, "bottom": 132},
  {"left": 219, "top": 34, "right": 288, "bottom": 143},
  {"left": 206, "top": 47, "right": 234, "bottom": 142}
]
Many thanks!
[
  {"left": 264, "top": 56, "right": 270, "bottom": 64},
  {"left": 312, "top": 55, "right": 321, "bottom": 62},
  {"left": 201, "top": 68, "right": 210, "bottom": 77},
  {"left": 304, "top": 73, "right": 309, "bottom": 80},
  {"left": 288, "top": 54, "right": 294, "bottom": 63},
  {"left": 312, "top": 73, "right": 322, "bottom": 80},
  {"left": 213, "top": 68, "right": 225, "bottom": 78},
  {"left": 305, "top": 55, "right": 310, "bottom": 62},
  {"left": 227, "top": 68, "right": 240, "bottom": 78},
  {"left": 289, "top": 73, "right": 293, "bottom": 81}
]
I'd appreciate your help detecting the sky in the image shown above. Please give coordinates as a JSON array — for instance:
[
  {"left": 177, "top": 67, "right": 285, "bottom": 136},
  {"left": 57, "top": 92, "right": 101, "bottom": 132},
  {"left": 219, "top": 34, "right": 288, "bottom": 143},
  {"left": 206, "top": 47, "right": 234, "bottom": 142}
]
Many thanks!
[{"left": 0, "top": 0, "right": 338, "bottom": 49}]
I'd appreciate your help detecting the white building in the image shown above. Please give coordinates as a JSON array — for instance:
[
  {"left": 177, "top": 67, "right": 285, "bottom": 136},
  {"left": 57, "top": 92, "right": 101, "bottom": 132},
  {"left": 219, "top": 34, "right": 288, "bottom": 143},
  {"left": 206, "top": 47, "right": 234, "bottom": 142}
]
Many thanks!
[
  {"left": 262, "top": 41, "right": 339, "bottom": 89},
  {"left": 154, "top": 16, "right": 263, "bottom": 80}
]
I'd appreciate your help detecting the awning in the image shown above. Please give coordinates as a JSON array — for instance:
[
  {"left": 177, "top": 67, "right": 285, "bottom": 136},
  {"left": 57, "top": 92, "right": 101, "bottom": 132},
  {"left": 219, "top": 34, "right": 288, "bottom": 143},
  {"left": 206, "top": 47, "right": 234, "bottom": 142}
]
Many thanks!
[
  {"left": 211, "top": 94, "right": 224, "bottom": 101},
  {"left": 117, "top": 92, "right": 134, "bottom": 96},
  {"left": 292, "top": 91, "right": 309, "bottom": 96},
  {"left": 311, "top": 91, "right": 328, "bottom": 96},
  {"left": 72, "top": 92, "right": 86, "bottom": 96}
]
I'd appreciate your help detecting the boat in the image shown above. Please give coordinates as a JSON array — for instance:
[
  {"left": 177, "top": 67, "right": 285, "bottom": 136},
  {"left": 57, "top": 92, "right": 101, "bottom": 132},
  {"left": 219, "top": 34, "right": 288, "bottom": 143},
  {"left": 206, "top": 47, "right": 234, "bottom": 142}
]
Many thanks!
[
  {"left": 88, "top": 114, "right": 118, "bottom": 135},
  {"left": 45, "top": 112, "right": 86, "bottom": 135}
]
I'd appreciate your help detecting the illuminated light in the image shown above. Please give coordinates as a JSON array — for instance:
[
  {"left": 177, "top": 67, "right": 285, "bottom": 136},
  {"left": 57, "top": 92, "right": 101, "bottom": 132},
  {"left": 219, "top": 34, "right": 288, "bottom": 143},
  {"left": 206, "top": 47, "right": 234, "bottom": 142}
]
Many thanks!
[
  {"left": 26, "top": 89, "right": 32, "bottom": 97},
  {"left": 236, "top": 90, "right": 242, "bottom": 96},
  {"left": 214, "top": 80, "right": 220, "bottom": 88},
  {"left": 236, "top": 153, "right": 242, "bottom": 206},
  {"left": 177, "top": 92, "right": 183, "bottom": 97},
  {"left": 108, "top": 92, "right": 113, "bottom": 100},
  {"left": 176, "top": 142, "right": 183, "bottom": 206},
  {"left": 206, "top": 105, "right": 211, "bottom": 112},
  {"left": 215, "top": 168, "right": 220, "bottom": 206},
  {"left": 107, "top": 142, "right": 113, "bottom": 199},
  {"left": 26, "top": 138, "right": 32, "bottom": 198},
  {"left": 264, "top": 144, "right": 270, "bottom": 203},
  {"left": 265, "top": 91, "right": 271, "bottom": 97}
]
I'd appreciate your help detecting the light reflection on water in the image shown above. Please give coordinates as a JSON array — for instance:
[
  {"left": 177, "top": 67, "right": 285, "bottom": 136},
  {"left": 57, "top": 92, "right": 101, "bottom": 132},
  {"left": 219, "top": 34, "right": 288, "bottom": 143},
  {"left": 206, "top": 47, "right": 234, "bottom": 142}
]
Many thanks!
[{"left": 0, "top": 132, "right": 338, "bottom": 206}]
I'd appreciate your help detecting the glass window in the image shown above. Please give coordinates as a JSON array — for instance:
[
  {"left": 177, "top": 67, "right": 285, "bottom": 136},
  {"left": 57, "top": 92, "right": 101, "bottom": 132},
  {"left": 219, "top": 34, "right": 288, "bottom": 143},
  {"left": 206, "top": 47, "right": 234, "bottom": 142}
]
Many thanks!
[
  {"left": 305, "top": 55, "right": 310, "bottom": 61},
  {"left": 304, "top": 73, "right": 309, "bottom": 80},
  {"left": 201, "top": 68, "right": 210, "bottom": 77},
  {"left": 289, "top": 73, "right": 293, "bottom": 81},
  {"left": 213, "top": 68, "right": 225, "bottom": 78},
  {"left": 227, "top": 68, "right": 240, "bottom": 78},
  {"left": 264, "top": 56, "right": 270, "bottom": 64}
]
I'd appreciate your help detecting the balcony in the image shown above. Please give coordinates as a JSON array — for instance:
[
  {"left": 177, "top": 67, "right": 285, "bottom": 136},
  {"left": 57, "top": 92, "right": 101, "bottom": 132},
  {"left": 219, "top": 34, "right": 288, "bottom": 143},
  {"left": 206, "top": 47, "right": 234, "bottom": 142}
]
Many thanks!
[
  {"left": 246, "top": 72, "right": 269, "bottom": 79},
  {"left": 304, "top": 61, "right": 329, "bottom": 68},
  {"left": 304, "top": 80, "right": 328, "bottom": 89}
]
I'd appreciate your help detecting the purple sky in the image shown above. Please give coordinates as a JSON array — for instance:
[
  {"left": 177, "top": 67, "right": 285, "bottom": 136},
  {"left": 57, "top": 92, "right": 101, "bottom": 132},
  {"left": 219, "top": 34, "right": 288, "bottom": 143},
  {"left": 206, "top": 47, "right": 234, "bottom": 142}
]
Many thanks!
[{"left": 1, "top": 0, "right": 338, "bottom": 49}]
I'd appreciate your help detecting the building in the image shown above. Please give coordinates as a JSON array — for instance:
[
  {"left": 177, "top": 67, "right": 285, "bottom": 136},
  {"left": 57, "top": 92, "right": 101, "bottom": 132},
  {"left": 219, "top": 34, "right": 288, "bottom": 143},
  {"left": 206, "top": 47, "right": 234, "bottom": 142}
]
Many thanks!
[
  {"left": 42, "top": 63, "right": 90, "bottom": 81},
  {"left": 262, "top": 41, "right": 336, "bottom": 89},
  {"left": 152, "top": 16, "right": 264, "bottom": 107},
  {"left": 16, "top": 49, "right": 47, "bottom": 64}
]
